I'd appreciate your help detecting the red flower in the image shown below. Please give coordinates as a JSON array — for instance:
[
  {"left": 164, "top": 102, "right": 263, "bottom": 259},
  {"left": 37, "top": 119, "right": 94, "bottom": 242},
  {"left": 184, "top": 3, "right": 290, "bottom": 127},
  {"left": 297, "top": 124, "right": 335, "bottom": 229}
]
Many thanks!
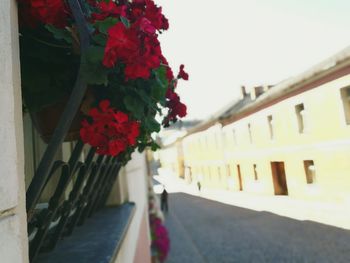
[
  {"left": 103, "top": 23, "right": 139, "bottom": 68},
  {"left": 163, "top": 89, "right": 187, "bottom": 126},
  {"left": 144, "top": 0, "right": 169, "bottom": 30},
  {"left": 103, "top": 20, "right": 163, "bottom": 79},
  {"left": 177, "top": 64, "right": 189, "bottom": 80},
  {"left": 137, "top": 17, "right": 156, "bottom": 35},
  {"left": 150, "top": 215, "right": 170, "bottom": 262},
  {"left": 124, "top": 47, "right": 160, "bottom": 79},
  {"left": 80, "top": 100, "right": 140, "bottom": 156},
  {"left": 91, "top": 0, "right": 127, "bottom": 22},
  {"left": 18, "top": 0, "right": 69, "bottom": 28}
]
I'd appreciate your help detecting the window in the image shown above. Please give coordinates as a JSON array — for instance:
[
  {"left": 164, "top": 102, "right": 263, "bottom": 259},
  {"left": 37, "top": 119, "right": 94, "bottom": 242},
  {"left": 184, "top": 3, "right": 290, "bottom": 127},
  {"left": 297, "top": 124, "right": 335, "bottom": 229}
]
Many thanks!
[
  {"left": 253, "top": 164, "right": 258, "bottom": 180},
  {"left": 267, "top": 115, "right": 274, "bottom": 140},
  {"left": 295, "top": 103, "right": 305, "bottom": 133},
  {"left": 236, "top": 164, "right": 243, "bottom": 191},
  {"left": 304, "top": 160, "right": 316, "bottom": 184},
  {"left": 248, "top": 123, "right": 253, "bottom": 143},
  {"left": 340, "top": 87, "right": 350, "bottom": 124}
]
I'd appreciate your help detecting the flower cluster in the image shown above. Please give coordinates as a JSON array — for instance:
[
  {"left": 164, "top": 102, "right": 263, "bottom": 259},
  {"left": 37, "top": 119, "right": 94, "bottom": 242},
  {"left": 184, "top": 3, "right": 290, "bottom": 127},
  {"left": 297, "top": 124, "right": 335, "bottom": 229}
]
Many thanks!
[
  {"left": 18, "top": 0, "right": 69, "bottom": 28},
  {"left": 162, "top": 64, "right": 188, "bottom": 126},
  {"left": 147, "top": 177, "right": 169, "bottom": 262},
  {"left": 18, "top": 0, "right": 188, "bottom": 159},
  {"left": 150, "top": 215, "right": 170, "bottom": 262},
  {"left": 80, "top": 100, "right": 140, "bottom": 156},
  {"left": 98, "top": 0, "right": 168, "bottom": 80}
]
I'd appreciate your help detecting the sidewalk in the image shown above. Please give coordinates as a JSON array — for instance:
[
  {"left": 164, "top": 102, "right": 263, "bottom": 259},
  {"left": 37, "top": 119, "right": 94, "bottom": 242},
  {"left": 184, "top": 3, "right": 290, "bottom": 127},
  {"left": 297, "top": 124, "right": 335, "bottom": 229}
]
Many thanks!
[{"left": 154, "top": 172, "right": 350, "bottom": 230}]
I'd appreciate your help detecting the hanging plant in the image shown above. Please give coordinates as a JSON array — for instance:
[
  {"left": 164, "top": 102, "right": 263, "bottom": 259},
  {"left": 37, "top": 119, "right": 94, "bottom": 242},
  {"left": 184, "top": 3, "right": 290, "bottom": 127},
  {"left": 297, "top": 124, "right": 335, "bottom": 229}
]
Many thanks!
[
  {"left": 17, "top": 0, "right": 188, "bottom": 160},
  {"left": 150, "top": 215, "right": 170, "bottom": 263}
]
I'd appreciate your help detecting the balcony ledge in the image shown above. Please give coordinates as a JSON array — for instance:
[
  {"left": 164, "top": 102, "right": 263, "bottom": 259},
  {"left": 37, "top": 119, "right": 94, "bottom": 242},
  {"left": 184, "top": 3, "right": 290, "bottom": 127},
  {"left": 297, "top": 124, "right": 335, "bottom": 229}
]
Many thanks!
[{"left": 36, "top": 202, "right": 135, "bottom": 263}]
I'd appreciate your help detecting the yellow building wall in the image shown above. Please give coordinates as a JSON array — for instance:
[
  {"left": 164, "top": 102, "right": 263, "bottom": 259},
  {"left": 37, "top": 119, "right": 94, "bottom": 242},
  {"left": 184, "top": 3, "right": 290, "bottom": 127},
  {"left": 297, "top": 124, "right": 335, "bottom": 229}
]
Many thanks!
[
  {"left": 158, "top": 142, "right": 185, "bottom": 178},
  {"left": 183, "top": 124, "right": 229, "bottom": 189},
  {"left": 182, "top": 74, "right": 350, "bottom": 203}
]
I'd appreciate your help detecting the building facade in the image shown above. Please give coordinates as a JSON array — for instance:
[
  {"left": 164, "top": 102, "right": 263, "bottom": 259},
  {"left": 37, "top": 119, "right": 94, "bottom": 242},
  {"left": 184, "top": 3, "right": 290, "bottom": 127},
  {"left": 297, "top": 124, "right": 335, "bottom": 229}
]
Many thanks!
[{"left": 167, "top": 46, "right": 350, "bottom": 204}]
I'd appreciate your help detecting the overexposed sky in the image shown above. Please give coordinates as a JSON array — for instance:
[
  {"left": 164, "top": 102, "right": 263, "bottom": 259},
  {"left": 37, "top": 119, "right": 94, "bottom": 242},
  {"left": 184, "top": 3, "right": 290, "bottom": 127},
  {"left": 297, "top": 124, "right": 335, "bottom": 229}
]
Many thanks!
[{"left": 158, "top": 0, "right": 350, "bottom": 120}]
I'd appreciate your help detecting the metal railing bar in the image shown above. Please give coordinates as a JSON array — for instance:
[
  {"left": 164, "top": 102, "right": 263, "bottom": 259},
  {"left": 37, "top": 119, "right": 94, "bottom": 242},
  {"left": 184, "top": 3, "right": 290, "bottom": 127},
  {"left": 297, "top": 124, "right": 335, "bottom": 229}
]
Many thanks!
[
  {"left": 73, "top": 155, "right": 106, "bottom": 226},
  {"left": 78, "top": 156, "right": 112, "bottom": 223},
  {"left": 91, "top": 162, "right": 120, "bottom": 213},
  {"left": 98, "top": 165, "right": 121, "bottom": 209},
  {"left": 47, "top": 147, "right": 96, "bottom": 247},
  {"left": 89, "top": 165, "right": 115, "bottom": 214},
  {"left": 45, "top": 147, "right": 98, "bottom": 247},
  {"left": 26, "top": 0, "right": 91, "bottom": 220},
  {"left": 85, "top": 157, "right": 114, "bottom": 217},
  {"left": 29, "top": 164, "right": 70, "bottom": 262},
  {"left": 67, "top": 140, "right": 85, "bottom": 174}
]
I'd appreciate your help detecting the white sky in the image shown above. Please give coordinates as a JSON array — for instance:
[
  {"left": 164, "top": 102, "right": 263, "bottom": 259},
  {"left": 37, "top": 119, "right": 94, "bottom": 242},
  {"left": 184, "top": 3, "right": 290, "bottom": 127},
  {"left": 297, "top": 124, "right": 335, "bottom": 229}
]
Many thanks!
[{"left": 158, "top": 0, "right": 350, "bottom": 120}]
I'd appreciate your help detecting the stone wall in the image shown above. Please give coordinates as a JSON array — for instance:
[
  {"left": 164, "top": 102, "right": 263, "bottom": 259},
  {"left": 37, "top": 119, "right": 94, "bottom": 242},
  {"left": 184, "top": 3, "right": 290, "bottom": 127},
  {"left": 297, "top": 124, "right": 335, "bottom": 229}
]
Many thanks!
[{"left": 0, "top": 0, "right": 29, "bottom": 262}]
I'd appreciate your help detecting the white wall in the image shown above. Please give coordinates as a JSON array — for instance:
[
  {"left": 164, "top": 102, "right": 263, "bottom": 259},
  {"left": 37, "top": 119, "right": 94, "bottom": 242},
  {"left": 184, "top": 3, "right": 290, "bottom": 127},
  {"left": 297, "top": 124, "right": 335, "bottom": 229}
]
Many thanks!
[
  {"left": 113, "top": 152, "right": 151, "bottom": 263},
  {"left": 0, "top": 0, "right": 29, "bottom": 262}
]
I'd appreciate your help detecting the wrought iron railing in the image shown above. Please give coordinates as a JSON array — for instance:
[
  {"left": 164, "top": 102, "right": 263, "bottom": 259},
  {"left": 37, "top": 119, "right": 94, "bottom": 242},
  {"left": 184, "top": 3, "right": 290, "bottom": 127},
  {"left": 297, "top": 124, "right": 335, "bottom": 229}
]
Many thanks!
[{"left": 25, "top": 1, "right": 122, "bottom": 262}]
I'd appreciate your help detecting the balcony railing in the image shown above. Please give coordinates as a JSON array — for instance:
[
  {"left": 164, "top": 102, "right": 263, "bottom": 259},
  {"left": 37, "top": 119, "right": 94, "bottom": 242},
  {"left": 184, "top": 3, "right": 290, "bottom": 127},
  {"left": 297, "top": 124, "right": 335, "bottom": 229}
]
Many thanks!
[{"left": 24, "top": 1, "right": 126, "bottom": 262}]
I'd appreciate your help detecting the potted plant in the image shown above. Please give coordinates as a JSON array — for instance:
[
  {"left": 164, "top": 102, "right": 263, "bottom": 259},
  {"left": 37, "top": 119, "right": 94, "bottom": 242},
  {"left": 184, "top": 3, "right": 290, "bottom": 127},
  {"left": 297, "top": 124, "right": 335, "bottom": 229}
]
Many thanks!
[{"left": 17, "top": 0, "right": 188, "bottom": 160}]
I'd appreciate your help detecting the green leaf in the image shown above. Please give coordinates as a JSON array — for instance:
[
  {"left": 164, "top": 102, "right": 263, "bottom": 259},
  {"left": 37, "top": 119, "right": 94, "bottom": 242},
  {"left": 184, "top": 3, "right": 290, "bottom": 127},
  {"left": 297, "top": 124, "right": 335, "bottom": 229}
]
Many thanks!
[
  {"left": 45, "top": 25, "right": 73, "bottom": 44},
  {"left": 152, "top": 66, "right": 169, "bottom": 101},
  {"left": 155, "top": 66, "right": 168, "bottom": 88},
  {"left": 81, "top": 46, "right": 109, "bottom": 85},
  {"left": 120, "top": 16, "right": 130, "bottom": 28},
  {"left": 123, "top": 96, "right": 145, "bottom": 119},
  {"left": 92, "top": 33, "right": 107, "bottom": 46},
  {"left": 151, "top": 142, "right": 160, "bottom": 151},
  {"left": 85, "top": 46, "right": 105, "bottom": 62},
  {"left": 145, "top": 117, "right": 161, "bottom": 133},
  {"left": 94, "top": 17, "right": 119, "bottom": 34}
]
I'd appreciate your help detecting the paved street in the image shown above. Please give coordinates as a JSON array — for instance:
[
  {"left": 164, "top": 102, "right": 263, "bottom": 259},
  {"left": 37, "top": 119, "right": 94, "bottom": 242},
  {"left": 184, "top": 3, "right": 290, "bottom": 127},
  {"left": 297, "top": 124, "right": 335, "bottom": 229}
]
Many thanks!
[{"left": 164, "top": 193, "right": 350, "bottom": 263}]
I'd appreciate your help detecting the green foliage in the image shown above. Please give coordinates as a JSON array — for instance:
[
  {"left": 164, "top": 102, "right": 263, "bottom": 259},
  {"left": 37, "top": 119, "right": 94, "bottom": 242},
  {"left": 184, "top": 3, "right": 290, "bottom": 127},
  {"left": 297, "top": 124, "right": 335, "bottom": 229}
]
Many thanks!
[
  {"left": 18, "top": 0, "right": 186, "bottom": 162},
  {"left": 94, "top": 17, "right": 119, "bottom": 34},
  {"left": 92, "top": 33, "right": 107, "bottom": 46},
  {"left": 152, "top": 66, "right": 169, "bottom": 104},
  {"left": 124, "top": 95, "right": 145, "bottom": 119},
  {"left": 81, "top": 46, "right": 109, "bottom": 85},
  {"left": 45, "top": 25, "right": 73, "bottom": 44},
  {"left": 120, "top": 16, "right": 130, "bottom": 28}
]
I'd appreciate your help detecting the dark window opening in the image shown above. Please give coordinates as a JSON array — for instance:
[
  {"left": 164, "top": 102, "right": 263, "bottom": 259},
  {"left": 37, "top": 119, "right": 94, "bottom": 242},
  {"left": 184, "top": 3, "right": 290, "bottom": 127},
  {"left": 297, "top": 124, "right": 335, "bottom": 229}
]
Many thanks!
[
  {"left": 267, "top": 115, "right": 274, "bottom": 140},
  {"left": 304, "top": 160, "right": 316, "bottom": 184},
  {"left": 340, "top": 87, "right": 350, "bottom": 125},
  {"left": 236, "top": 164, "right": 243, "bottom": 191},
  {"left": 271, "top": 162, "right": 288, "bottom": 195},
  {"left": 248, "top": 123, "right": 252, "bottom": 143},
  {"left": 295, "top": 103, "right": 305, "bottom": 133},
  {"left": 253, "top": 164, "right": 258, "bottom": 180}
]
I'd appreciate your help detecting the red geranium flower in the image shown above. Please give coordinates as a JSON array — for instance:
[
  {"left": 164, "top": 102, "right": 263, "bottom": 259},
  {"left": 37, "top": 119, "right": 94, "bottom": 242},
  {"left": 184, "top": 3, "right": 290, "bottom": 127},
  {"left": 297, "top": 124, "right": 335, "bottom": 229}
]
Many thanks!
[
  {"left": 80, "top": 100, "right": 140, "bottom": 156},
  {"left": 177, "top": 64, "right": 189, "bottom": 80},
  {"left": 103, "top": 22, "right": 139, "bottom": 68},
  {"left": 18, "top": 0, "right": 69, "bottom": 28},
  {"left": 163, "top": 89, "right": 187, "bottom": 127},
  {"left": 91, "top": 0, "right": 127, "bottom": 22}
]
